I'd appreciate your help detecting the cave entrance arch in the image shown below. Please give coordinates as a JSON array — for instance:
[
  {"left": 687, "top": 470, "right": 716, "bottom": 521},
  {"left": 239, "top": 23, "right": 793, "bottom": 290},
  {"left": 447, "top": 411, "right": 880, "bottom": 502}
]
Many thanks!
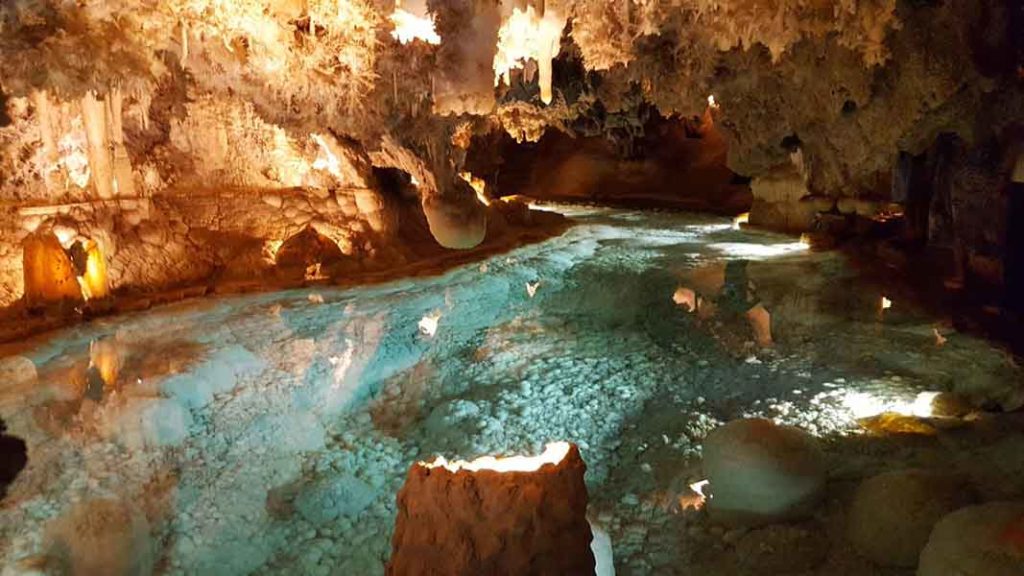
[{"left": 275, "top": 226, "right": 344, "bottom": 279}]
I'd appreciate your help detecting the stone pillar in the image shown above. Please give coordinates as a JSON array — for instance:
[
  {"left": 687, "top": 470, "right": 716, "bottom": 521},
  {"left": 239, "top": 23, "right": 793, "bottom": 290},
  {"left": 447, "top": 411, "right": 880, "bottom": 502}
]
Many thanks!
[
  {"left": 81, "top": 92, "right": 115, "bottom": 199},
  {"left": 387, "top": 442, "right": 595, "bottom": 575}
]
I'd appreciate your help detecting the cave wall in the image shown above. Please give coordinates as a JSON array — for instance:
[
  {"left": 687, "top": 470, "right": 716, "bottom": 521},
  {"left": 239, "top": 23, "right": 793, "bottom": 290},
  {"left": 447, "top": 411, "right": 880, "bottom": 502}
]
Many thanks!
[{"left": 0, "top": 0, "right": 1021, "bottom": 310}]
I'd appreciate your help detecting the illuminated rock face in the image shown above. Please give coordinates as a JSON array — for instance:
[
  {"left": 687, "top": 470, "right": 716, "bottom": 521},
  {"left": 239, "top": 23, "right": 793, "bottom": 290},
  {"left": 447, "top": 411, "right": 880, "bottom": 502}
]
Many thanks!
[
  {"left": 702, "top": 418, "right": 826, "bottom": 527},
  {"left": 918, "top": 501, "right": 1024, "bottom": 576},
  {"left": 421, "top": 191, "right": 487, "bottom": 250},
  {"left": 22, "top": 231, "right": 83, "bottom": 308},
  {"left": 387, "top": 443, "right": 595, "bottom": 575},
  {"left": 847, "top": 469, "right": 976, "bottom": 568}
]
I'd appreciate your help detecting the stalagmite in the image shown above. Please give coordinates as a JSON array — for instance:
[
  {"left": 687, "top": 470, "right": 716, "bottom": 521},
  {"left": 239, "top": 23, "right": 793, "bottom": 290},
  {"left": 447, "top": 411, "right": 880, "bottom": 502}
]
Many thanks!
[{"left": 388, "top": 442, "right": 595, "bottom": 575}]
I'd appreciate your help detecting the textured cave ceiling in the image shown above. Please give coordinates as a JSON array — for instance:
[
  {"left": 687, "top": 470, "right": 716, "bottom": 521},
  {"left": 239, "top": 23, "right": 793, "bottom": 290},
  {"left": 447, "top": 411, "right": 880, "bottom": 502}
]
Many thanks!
[{"left": 2, "top": 0, "right": 1020, "bottom": 200}]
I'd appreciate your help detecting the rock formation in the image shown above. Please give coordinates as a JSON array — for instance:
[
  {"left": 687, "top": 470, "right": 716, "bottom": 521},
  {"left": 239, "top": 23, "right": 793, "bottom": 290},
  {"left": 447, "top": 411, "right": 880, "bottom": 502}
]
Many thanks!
[
  {"left": 702, "top": 418, "right": 826, "bottom": 527},
  {"left": 847, "top": 469, "right": 977, "bottom": 568},
  {"left": 918, "top": 501, "right": 1024, "bottom": 576},
  {"left": 0, "top": 0, "right": 1020, "bottom": 332},
  {"left": 387, "top": 442, "right": 595, "bottom": 575}
]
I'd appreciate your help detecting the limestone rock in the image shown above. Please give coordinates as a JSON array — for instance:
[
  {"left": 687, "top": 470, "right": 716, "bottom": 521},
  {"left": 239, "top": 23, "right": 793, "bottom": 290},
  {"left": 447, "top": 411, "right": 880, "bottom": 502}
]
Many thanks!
[
  {"left": 388, "top": 443, "right": 594, "bottom": 575},
  {"left": 918, "top": 501, "right": 1024, "bottom": 576},
  {"left": 421, "top": 193, "right": 487, "bottom": 250},
  {"left": 748, "top": 167, "right": 815, "bottom": 233},
  {"left": 847, "top": 469, "right": 976, "bottom": 567},
  {"left": 22, "top": 231, "right": 83, "bottom": 308},
  {"left": 44, "top": 498, "right": 153, "bottom": 576},
  {"left": 294, "top": 473, "right": 376, "bottom": 525},
  {"left": 702, "top": 418, "right": 826, "bottom": 527}
]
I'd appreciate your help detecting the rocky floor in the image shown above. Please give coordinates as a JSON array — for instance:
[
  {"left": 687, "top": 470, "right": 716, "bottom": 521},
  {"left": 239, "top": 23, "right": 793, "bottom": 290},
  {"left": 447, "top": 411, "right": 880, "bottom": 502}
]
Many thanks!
[{"left": 0, "top": 206, "right": 1021, "bottom": 574}]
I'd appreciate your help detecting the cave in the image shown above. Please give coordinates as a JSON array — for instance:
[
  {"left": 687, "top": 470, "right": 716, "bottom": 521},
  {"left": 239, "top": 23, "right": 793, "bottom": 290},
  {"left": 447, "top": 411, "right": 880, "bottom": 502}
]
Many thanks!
[{"left": 0, "top": 1, "right": 1023, "bottom": 574}]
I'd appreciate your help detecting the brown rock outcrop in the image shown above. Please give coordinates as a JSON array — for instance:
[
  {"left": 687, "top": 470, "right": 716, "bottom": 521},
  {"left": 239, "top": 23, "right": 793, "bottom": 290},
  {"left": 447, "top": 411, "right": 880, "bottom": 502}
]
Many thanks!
[{"left": 387, "top": 442, "right": 595, "bottom": 576}]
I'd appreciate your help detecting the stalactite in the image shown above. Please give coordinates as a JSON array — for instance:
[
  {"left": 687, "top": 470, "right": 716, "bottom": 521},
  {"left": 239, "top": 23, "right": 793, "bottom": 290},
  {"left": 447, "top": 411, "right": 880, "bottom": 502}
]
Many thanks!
[
  {"left": 107, "top": 87, "right": 136, "bottom": 197},
  {"left": 180, "top": 20, "right": 189, "bottom": 66},
  {"left": 81, "top": 91, "right": 114, "bottom": 199}
]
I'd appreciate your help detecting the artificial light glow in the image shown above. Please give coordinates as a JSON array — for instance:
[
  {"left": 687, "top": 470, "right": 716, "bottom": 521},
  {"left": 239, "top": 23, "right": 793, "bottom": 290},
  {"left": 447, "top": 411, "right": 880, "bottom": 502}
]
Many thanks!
[
  {"left": 418, "top": 310, "right": 441, "bottom": 336},
  {"left": 732, "top": 212, "right": 749, "bottom": 230},
  {"left": 78, "top": 240, "right": 109, "bottom": 300},
  {"left": 493, "top": 6, "right": 566, "bottom": 105},
  {"left": 311, "top": 134, "right": 342, "bottom": 178},
  {"left": 89, "top": 338, "right": 120, "bottom": 386},
  {"left": 265, "top": 239, "right": 284, "bottom": 260},
  {"left": 677, "top": 478, "right": 709, "bottom": 511},
  {"left": 881, "top": 296, "right": 892, "bottom": 310},
  {"left": 420, "top": 441, "right": 570, "bottom": 473},
  {"left": 390, "top": 8, "right": 441, "bottom": 45},
  {"left": 672, "top": 287, "right": 697, "bottom": 312},
  {"left": 689, "top": 479, "right": 710, "bottom": 498},
  {"left": 709, "top": 241, "right": 809, "bottom": 259},
  {"left": 843, "top": 390, "right": 941, "bottom": 420},
  {"left": 707, "top": 95, "right": 720, "bottom": 109},
  {"left": 459, "top": 171, "right": 490, "bottom": 205},
  {"left": 410, "top": 175, "right": 420, "bottom": 187}
]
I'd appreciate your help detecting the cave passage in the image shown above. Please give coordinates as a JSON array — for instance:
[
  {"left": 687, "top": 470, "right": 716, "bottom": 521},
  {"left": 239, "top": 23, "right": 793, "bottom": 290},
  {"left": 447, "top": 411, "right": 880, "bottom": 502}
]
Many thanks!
[{"left": 1, "top": 206, "right": 1020, "bottom": 574}]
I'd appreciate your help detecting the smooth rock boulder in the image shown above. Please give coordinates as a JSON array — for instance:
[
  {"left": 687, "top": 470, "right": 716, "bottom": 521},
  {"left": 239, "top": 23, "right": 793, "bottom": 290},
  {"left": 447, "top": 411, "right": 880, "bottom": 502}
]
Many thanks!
[
  {"left": 918, "top": 501, "right": 1024, "bottom": 576},
  {"left": 703, "top": 418, "right": 826, "bottom": 527},
  {"left": 847, "top": 469, "right": 976, "bottom": 567},
  {"left": 422, "top": 193, "right": 487, "bottom": 250}
]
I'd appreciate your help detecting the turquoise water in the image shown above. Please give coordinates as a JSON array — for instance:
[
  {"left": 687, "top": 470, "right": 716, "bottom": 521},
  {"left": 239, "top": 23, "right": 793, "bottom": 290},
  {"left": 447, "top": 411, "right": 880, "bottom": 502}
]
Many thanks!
[{"left": 1, "top": 206, "right": 1020, "bottom": 574}]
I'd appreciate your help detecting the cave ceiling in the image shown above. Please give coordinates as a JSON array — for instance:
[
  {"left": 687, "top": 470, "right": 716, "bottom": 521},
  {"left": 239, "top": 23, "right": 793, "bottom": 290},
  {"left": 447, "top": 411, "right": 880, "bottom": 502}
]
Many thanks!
[{"left": 0, "top": 0, "right": 1021, "bottom": 197}]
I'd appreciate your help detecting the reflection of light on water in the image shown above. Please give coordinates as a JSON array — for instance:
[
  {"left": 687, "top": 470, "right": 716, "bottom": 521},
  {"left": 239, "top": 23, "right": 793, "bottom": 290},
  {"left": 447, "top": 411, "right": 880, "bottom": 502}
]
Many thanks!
[
  {"left": 689, "top": 479, "right": 709, "bottom": 498},
  {"left": 708, "top": 241, "right": 809, "bottom": 259},
  {"left": 420, "top": 441, "right": 570, "bottom": 473},
  {"left": 732, "top": 212, "right": 749, "bottom": 230},
  {"left": 677, "top": 478, "right": 709, "bottom": 511},
  {"left": 328, "top": 346, "right": 355, "bottom": 389},
  {"left": 418, "top": 311, "right": 441, "bottom": 337},
  {"left": 843, "top": 391, "right": 940, "bottom": 419},
  {"left": 672, "top": 287, "right": 696, "bottom": 312}
]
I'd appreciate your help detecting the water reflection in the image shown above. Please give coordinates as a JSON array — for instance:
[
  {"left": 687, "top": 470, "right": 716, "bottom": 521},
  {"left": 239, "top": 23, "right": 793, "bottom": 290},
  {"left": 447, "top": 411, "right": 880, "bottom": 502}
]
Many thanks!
[
  {"left": 674, "top": 259, "right": 774, "bottom": 349},
  {"left": 1, "top": 207, "right": 1022, "bottom": 575}
]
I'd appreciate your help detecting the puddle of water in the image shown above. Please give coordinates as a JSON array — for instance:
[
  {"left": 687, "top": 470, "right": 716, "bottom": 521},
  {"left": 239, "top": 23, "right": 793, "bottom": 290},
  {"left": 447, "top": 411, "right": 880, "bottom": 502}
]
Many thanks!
[{"left": 0, "top": 207, "right": 1020, "bottom": 574}]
